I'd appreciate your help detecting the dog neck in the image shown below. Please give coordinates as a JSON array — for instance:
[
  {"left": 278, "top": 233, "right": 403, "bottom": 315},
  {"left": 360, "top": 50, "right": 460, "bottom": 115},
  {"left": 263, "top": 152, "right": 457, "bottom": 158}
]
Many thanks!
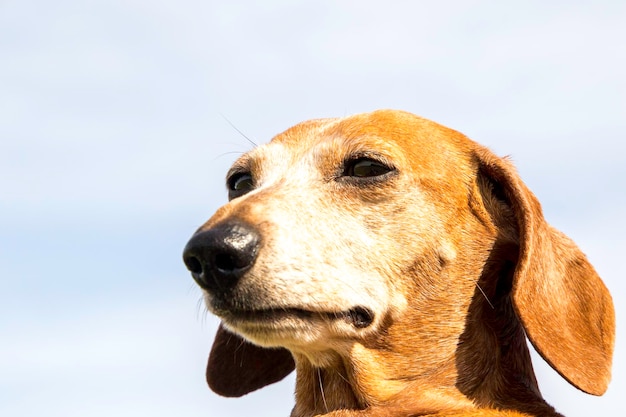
[
  {"left": 290, "top": 353, "right": 360, "bottom": 417},
  {"left": 288, "top": 344, "right": 475, "bottom": 417},
  {"left": 455, "top": 271, "right": 559, "bottom": 416},
  {"left": 288, "top": 294, "right": 558, "bottom": 417}
]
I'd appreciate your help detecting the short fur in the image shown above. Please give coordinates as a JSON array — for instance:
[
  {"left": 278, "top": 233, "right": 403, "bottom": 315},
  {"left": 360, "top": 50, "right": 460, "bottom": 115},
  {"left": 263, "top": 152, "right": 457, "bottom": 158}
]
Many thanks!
[{"left": 183, "top": 110, "right": 614, "bottom": 417}]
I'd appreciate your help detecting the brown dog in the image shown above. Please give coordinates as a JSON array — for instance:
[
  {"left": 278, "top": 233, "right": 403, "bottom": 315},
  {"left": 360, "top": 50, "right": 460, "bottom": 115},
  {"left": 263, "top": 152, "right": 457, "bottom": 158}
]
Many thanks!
[{"left": 183, "top": 110, "right": 614, "bottom": 417}]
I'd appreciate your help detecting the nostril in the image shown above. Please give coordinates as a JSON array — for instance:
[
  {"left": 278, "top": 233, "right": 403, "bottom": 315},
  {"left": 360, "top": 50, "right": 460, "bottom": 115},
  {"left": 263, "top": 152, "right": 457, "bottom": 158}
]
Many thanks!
[{"left": 184, "top": 255, "right": 203, "bottom": 275}]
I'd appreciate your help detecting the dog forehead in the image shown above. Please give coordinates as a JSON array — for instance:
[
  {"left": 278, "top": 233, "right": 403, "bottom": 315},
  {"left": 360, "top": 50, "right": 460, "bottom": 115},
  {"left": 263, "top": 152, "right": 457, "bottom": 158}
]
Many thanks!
[{"left": 263, "top": 110, "right": 476, "bottom": 177}]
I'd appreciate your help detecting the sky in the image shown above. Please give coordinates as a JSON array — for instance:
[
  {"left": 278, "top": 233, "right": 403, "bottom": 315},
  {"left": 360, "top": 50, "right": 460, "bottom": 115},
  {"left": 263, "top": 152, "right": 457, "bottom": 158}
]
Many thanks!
[{"left": 0, "top": 1, "right": 624, "bottom": 416}]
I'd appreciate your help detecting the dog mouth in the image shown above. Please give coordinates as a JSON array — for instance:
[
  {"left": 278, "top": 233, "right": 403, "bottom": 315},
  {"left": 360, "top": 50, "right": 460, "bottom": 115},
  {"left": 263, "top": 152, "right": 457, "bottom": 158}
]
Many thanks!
[{"left": 218, "top": 305, "right": 375, "bottom": 329}]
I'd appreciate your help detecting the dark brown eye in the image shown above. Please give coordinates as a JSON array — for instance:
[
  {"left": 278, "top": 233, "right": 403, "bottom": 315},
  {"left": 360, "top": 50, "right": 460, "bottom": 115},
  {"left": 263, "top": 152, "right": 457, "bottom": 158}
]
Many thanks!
[
  {"left": 344, "top": 158, "right": 393, "bottom": 178},
  {"left": 227, "top": 172, "right": 254, "bottom": 199}
]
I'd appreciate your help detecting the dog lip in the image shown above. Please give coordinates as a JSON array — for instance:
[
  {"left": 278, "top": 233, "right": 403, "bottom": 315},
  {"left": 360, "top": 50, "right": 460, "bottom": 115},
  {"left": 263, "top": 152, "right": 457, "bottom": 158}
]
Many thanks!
[
  {"left": 220, "top": 307, "right": 318, "bottom": 322},
  {"left": 219, "top": 306, "right": 375, "bottom": 328}
]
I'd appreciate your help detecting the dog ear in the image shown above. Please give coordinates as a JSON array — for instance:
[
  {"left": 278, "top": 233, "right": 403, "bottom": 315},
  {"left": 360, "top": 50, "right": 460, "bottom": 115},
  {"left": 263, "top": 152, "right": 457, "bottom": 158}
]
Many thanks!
[
  {"left": 476, "top": 147, "right": 615, "bottom": 396},
  {"left": 206, "top": 323, "right": 295, "bottom": 397}
]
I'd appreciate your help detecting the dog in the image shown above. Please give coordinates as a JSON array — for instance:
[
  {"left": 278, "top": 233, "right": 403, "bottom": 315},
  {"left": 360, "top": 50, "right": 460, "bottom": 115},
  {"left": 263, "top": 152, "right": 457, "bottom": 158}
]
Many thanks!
[{"left": 183, "top": 110, "right": 614, "bottom": 417}]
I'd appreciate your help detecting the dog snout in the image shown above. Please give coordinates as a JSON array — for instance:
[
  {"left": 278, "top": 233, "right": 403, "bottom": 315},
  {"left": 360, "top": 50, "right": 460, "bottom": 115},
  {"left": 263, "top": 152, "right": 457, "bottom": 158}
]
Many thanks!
[{"left": 183, "top": 221, "right": 261, "bottom": 292}]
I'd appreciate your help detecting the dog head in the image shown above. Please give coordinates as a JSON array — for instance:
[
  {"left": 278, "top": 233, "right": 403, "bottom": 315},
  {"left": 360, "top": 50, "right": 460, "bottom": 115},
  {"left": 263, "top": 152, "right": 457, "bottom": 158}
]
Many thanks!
[{"left": 183, "top": 110, "right": 614, "bottom": 413}]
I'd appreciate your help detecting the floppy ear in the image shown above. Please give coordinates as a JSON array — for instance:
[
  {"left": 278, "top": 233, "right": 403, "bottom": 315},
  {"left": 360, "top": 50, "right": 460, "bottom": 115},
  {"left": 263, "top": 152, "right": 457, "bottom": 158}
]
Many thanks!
[
  {"left": 476, "top": 147, "right": 615, "bottom": 395},
  {"left": 206, "top": 323, "right": 295, "bottom": 397}
]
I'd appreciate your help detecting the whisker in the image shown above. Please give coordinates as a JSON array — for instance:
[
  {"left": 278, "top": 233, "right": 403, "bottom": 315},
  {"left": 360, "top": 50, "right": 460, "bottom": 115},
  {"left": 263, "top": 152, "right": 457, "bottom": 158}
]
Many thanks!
[
  {"left": 216, "top": 150, "right": 246, "bottom": 158},
  {"left": 220, "top": 113, "right": 258, "bottom": 148},
  {"left": 472, "top": 279, "right": 495, "bottom": 310},
  {"left": 334, "top": 369, "right": 350, "bottom": 385},
  {"left": 195, "top": 296, "right": 208, "bottom": 322},
  {"left": 317, "top": 368, "right": 328, "bottom": 413}
]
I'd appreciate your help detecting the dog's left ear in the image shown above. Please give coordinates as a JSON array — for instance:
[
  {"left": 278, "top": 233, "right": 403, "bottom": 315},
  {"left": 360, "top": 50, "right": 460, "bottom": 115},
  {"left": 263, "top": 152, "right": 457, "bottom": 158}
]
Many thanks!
[
  {"left": 476, "top": 147, "right": 615, "bottom": 396},
  {"left": 206, "top": 323, "right": 295, "bottom": 397}
]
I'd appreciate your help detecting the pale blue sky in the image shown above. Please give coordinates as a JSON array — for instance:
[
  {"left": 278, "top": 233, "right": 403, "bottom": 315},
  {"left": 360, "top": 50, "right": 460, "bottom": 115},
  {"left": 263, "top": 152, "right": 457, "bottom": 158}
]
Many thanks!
[{"left": 1, "top": 1, "right": 624, "bottom": 416}]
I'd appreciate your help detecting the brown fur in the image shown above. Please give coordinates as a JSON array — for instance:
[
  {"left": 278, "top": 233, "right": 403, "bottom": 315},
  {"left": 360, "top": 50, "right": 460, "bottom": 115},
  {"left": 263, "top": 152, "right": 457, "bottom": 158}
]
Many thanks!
[{"left": 184, "top": 110, "right": 614, "bottom": 417}]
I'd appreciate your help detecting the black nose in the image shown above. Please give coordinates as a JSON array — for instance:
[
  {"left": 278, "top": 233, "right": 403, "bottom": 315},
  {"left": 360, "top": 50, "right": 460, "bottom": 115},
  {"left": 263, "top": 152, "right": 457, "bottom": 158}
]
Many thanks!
[{"left": 183, "top": 221, "right": 261, "bottom": 292}]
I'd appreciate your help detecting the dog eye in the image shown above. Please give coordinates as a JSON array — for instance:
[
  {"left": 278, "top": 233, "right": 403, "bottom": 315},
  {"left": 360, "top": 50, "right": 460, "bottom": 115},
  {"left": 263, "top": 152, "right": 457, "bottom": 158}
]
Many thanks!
[
  {"left": 344, "top": 158, "right": 393, "bottom": 178},
  {"left": 227, "top": 172, "right": 254, "bottom": 198}
]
